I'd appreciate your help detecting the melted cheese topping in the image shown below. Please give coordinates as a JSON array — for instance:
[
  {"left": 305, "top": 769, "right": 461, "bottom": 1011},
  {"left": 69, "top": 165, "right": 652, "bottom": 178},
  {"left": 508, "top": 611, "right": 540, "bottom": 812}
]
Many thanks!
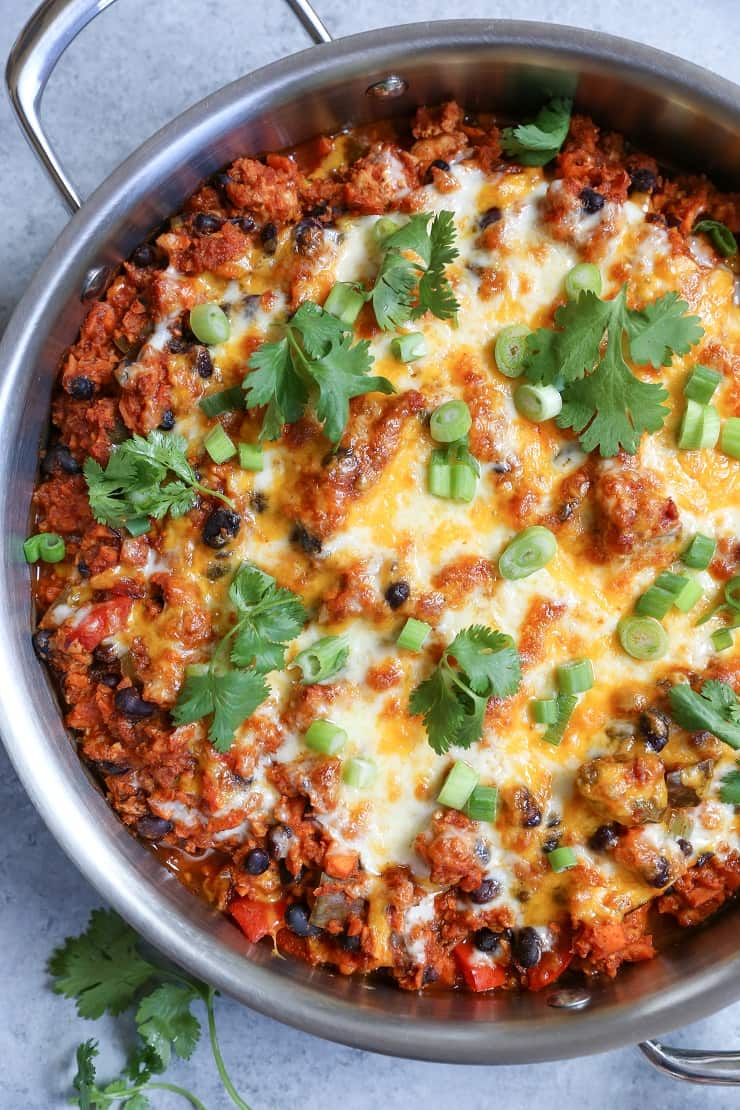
[{"left": 51, "top": 157, "right": 740, "bottom": 963}]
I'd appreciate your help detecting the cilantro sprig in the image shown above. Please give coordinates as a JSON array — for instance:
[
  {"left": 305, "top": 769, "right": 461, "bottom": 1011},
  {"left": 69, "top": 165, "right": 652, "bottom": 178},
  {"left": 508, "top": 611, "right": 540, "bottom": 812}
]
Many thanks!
[
  {"left": 501, "top": 97, "right": 573, "bottom": 166},
  {"left": 371, "top": 211, "right": 460, "bottom": 330},
  {"left": 409, "top": 625, "right": 522, "bottom": 754},
  {"left": 50, "top": 908, "right": 252, "bottom": 1109},
  {"left": 84, "top": 430, "right": 234, "bottom": 533},
  {"left": 244, "top": 300, "right": 394, "bottom": 443},
  {"left": 173, "top": 562, "right": 307, "bottom": 751},
  {"left": 669, "top": 679, "right": 740, "bottom": 750},
  {"left": 719, "top": 768, "right": 740, "bottom": 805},
  {"left": 523, "top": 286, "right": 703, "bottom": 456}
]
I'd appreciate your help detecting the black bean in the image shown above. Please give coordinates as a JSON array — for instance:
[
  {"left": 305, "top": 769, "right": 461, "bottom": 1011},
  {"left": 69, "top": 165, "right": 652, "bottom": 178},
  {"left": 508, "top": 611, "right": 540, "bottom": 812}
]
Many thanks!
[
  {"left": 421, "top": 965, "right": 439, "bottom": 984},
  {"left": 261, "top": 222, "right": 278, "bottom": 253},
  {"left": 294, "top": 218, "right": 324, "bottom": 256},
  {"left": 41, "top": 443, "right": 81, "bottom": 477},
  {"left": 629, "top": 168, "right": 657, "bottom": 195},
  {"left": 266, "top": 824, "right": 293, "bottom": 860},
  {"left": 212, "top": 172, "right": 233, "bottom": 191},
  {"left": 244, "top": 848, "right": 270, "bottom": 875},
  {"left": 95, "top": 760, "right": 130, "bottom": 776},
  {"left": 97, "top": 672, "right": 120, "bottom": 689},
  {"left": 168, "top": 336, "right": 193, "bottom": 354},
  {"left": 580, "top": 187, "right": 605, "bottom": 214},
  {"left": 677, "top": 838, "right": 693, "bottom": 857},
  {"left": 589, "top": 823, "right": 621, "bottom": 852},
  {"left": 696, "top": 851, "right": 714, "bottom": 868},
  {"left": 68, "top": 376, "right": 95, "bottom": 401},
  {"left": 136, "top": 815, "right": 173, "bottom": 840},
  {"left": 542, "top": 834, "right": 560, "bottom": 853},
  {"left": 202, "top": 508, "right": 241, "bottom": 549},
  {"left": 114, "top": 687, "right": 157, "bottom": 719},
  {"left": 279, "top": 861, "right": 304, "bottom": 886},
  {"left": 516, "top": 789, "right": 541, "bottom": 828},
  {"left": 159, "top": 409, "right": 176, "bottom": 431},
  {"left": 193, "top": 212, "right": 224, "bottom": 235},
  {"left": 474, "top": 927, "right": 501, "bottom": 953},
  {"left": 384, "top": 581, "right": 410, "bottom": 610},
  {"left": 290, "top": 523, "right": 322, "bottom": 556},
  {"left": 250, "top": 491, "right": 268, "bottom": 514},
  {"left": 76, "top": 559, "right": 90, "bottom": 579},
  {"left": 512, "top": 927, "right": 542, "bottom": 968},
  {"left": 285, "top": 902, "right": 321, "bottom": 937},
  {"left": 131, "top": 243, "right": 158, "bottom": 268},
  {"left": 229, "top": 215, "right": 256, "bottom": 233},
  {"left": 195, "top": 347, "right": 214, "bottom": 379},
  {"left": 92, "top": 642, "right": 118, "bottom": 666},
  {"left": 425, "top": 159, "right": 450, "bottom": 183},
  {"left": 648, "top": 856, "right": 671, "bottom": 888},
  {"left": 341, "top": 931, "right": 362, "bottom": 953},
  {"left": 638, "top": 706, "right": 671, "bottom": 752},
  {"left": 31, "top": 629, "right": 53, "bottom": 661},
  {"left": 479, "top": 206, "right": 502, "bottom": 229},
  {"left": 469, "top": 878, "right": 501, "bottom": 905}
]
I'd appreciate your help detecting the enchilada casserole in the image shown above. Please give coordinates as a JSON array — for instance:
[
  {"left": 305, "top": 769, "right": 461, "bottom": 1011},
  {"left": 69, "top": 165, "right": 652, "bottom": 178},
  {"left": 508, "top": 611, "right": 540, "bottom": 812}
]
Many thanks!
[{"left": 28, "top": 99, "right": 740, "bottom": 993}]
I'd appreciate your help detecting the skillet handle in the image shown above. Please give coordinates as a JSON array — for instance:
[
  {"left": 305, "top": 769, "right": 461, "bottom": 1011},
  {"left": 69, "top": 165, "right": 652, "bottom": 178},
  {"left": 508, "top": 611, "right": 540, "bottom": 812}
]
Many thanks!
[
  {"left": 5, "top": 0, "right": 332, "bottom": 215},
  {"left": 639, "top": 1040, "right": 740, "bottom": 1085}
]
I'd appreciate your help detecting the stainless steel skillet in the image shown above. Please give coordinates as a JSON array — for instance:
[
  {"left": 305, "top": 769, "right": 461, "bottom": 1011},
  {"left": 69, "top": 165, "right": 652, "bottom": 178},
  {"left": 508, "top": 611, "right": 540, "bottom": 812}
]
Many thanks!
[{"left": 3, "top": 0, "right": 740, "bottom": 1079}]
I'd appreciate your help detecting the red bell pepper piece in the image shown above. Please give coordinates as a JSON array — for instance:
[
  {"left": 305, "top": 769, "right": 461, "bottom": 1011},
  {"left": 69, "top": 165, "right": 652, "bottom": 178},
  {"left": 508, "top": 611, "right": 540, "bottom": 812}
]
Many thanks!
[
  {"left": 453, "top": 941, "right": 507, "bottom": 992},
  {"left": 230, "top": 897, "right": 286, "bottom": 944},
  {"left": 64, "top": 597, "right": 134, "bottom": 651},
  {"left": 526, "top": 946, "right": 573, "bottom": 991}
]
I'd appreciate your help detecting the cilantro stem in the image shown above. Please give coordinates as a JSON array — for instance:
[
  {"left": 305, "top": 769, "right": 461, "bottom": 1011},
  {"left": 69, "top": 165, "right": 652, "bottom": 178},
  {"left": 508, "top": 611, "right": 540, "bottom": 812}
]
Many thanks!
[
  {"left": 136, "top": 1081, "right": 208, "bottom": 1109},
  {"left": 204, "top": 986, "right": 252, "bottom": 1110},
  {"left": 193, "top": 480, "right": 236, "bottom": 511}
]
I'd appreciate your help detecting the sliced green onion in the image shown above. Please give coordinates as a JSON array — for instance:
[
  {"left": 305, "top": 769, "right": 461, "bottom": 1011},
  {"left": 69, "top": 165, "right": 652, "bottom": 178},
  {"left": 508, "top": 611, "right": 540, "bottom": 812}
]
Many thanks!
[
  {"left": 430, "top": 400, "right": 472, "bottom": 443},
  {"left": 464, "top": 785, "right": 498, "bottom": 822},
  {"left": 514, "top": 383, "right": 563, "bottom": 423},
  {"left": 24, "top": 532, "right": 66, "bottom": 564},
  {"left": 22, "top": 535, "right": 41, "bottom": 563},
  {"left": 711, "top": 627, "right": 734, "bottom": 652},
  {"left": 304, "top": 719, "right": 347, "bottom": 755},
  {"left": 678, "top": 400, "right": 720, "bottom": 450},
  {"left": 204, "top": 424, "right": 237, "bottom": 464},
  {"left": 564, "top": 263, "right": 602, "bottom": 300},
  {"left": 548, "top": 846, "right": 578, "bottom": 872},
  {"left": 293, "top": 634, "right": 349, "bottom": 684},
  {"left": 720, "top": 417, "right": 740, "bottom": 460},
  {"left": 693, "top": 218, "right": 738, "bottom": 258},
  {"left": 557, "top": 658, "right": 594, "bottom": 695},
  {"left": 654, "top": 572, "right": 703, "bottom": 613},
  {"left": 681, "top": 533, "right": 716, "bottom": 570},
  {"left": 391, "top": 332, "right": 427, "bottom": 363},
  {"left": 342, "top": 756, "right": 377, "bottom": 788},
  {"left": 725, "top": 576, "right": 740, "bottom": 610},
  {"left": 397, "top": 618, "right": 431, "bottom": 652},
  {"left": 542, "top": 693, "right": 577, "bottom": 746},
  {"left": 324, "top": 282, "right": 365, "bottom": 326},
  {"left": 437, "top": 761, "right": 479, "bottom": 810},
  {"left": 617, "top": 615, "right": 668, "bottom": 661},
  {"left": 449, "top": 464, "right": 477, "bottom": 502},
  {"left": 494, "top": 324, "right": 531, "bottom": 378},
  {"left": 190, "top": 302, "right": 230, "bottom": 346},
  {"left": 372, "top": 216, "right": 401, "bottom": 244},
  {"left": 198, "top": 386, "right": 244, "bottom": 418},
  {"left": 238, "top": 442, "right": 263, "bottom": 471},
  {"left": 428, "top": 453, "right": 452, "bottom": 499},
  {"left": 499, "top": 526, "right": 557, "bottom": 580},
  {"left": 125, "top": 517, "right": 151, "bottom": 537},
  {"left": 684, "top": 364, "right": 722, "bottom": 404},
  {"left": 635, "top": 585, "right": 675, "bottom": 620},
  {"left": 531, "top": 698, "right": 559, "bottom": 725},
  {"left": 668, "top": 811, "right": 693, "bottom": 840}
]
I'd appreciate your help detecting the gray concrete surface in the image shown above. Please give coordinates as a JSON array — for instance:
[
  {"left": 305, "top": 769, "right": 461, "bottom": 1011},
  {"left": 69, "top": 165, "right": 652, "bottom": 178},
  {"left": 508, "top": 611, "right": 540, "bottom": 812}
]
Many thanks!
[{"left": 1, "top": 0, "right": 739, "bottom": 1106}]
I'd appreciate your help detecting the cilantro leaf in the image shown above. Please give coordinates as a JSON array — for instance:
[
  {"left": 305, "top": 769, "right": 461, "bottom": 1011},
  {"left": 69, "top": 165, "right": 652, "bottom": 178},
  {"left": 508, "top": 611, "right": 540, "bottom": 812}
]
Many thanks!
[
  {"left": 49, "top": 909, "right": 157, "bottom": 1019},
  {"left": 228, "top": 562, "right": 308, "bottom": 671},
  {"left": 135, "top": 985, "right": 201, "bottom": 1070},
  {"left": 669, "top": 681, "right": 740, "bottom": 749},
  {"left": 372, "top": 211, "right": 460, "bottom": 329},
  {"left": 719, "top": 768, "right": 740, "bottom": 805},
  {"left": 409, "top": 625, "right": 521, "bottom": 754},
  {"left": 84, "top": 430, "right": 233, "bottom": 531},
  {"left": 245, "top": 303, "right": 394, "bottom": 444},
  {"left": 173, "top": 665, "right": 269, "bottom": 752},
  {"left": 693, "top": 218, "right": 738, "bottom": 258},
  {"left": 501, "top": 98, "right": 572, "bottom": 166},
  {"left": 625, "top": 291, "right": 704, "bottom": 368},
  {"left": 73, "top": 1040, "right": 100, "bottom": 1110},
  {"left": 526, "top": 293, "right": 612, "bottom": 386}
]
